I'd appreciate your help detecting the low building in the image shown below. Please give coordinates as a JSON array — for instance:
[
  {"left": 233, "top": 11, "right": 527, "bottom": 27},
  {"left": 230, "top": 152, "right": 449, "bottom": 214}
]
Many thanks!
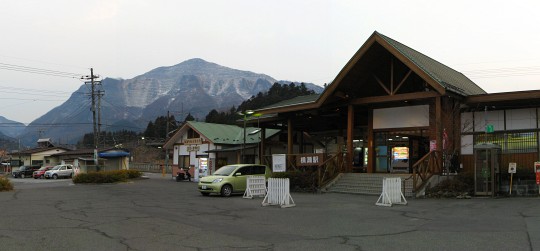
[{"left": 163, "top": 121, "right": 280, "bottom": 180}]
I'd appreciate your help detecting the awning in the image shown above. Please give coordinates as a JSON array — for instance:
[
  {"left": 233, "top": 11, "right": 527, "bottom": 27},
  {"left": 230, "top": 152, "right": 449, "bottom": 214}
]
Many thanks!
[{"left": 205, "top": 144, "right": 257, "bottom": 153}]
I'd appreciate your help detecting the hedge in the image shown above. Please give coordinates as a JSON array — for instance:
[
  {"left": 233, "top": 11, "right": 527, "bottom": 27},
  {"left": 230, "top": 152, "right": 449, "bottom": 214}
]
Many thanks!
[{"left": 73, "top": 170, "right": 142, "bottom": 184}]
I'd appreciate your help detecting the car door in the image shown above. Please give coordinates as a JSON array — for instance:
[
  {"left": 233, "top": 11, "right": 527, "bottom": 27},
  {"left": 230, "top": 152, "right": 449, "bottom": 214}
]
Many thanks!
[
  {"left": 232, "top": 166, "right": 252, "bottom": 192},
  {"left": 59, "top": 166, "right": 67, "bottom": 177}
]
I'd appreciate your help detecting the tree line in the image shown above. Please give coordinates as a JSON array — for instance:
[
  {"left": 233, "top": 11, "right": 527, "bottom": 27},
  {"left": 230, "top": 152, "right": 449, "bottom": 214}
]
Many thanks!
[{"left": 78, "top": 82, "right": 316, "bottom": 147}]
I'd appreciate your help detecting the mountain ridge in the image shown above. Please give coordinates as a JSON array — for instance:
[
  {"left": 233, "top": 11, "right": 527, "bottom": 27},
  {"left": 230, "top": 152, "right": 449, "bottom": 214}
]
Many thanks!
[{"left": 6, "top": 58, "right": 324, "bottom": 147}]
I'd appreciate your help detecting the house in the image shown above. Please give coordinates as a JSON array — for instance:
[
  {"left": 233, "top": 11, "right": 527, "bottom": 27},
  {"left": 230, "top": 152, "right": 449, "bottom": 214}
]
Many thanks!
[{"left": 163, "top": 121, "right": 280, "bottom": 180}]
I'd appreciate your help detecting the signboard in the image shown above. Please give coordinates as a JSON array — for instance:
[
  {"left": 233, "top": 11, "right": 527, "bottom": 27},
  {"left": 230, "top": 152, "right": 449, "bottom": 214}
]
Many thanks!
[
  {"left": 296, "top": 153, "right": 324, "bottom": 166},
  {"left": 186, "top": 145, "right": 200, "bottom": 152},
  {"left": 184, "top": 138, "right": 203, "bottom": 145},
  {"left": 535, "top": 162, "right": 540, "bottom": 185},
  {"left": 272, "top": 154, "right": 286, "bottom": 172},
  {"left": 508, "top": 163, "right": 517, "bottom": 174},
  {"left": 429, "top": 140, "right": 437, "bottom": 151},
  {"left": 486, "top": 124, "right": 494, "bottom": 133}
]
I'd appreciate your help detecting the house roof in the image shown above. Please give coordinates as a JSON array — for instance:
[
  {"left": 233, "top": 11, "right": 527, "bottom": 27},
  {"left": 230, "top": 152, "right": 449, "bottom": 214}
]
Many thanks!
[
  {"left": 256, "top": 31, "right": 486, "bottom": 114},
  {"left": 163, "top": 121, "right": 280, "bottom": 149},
  {"left": 11, "top": 147, "right": 70, "bottom": 155}
]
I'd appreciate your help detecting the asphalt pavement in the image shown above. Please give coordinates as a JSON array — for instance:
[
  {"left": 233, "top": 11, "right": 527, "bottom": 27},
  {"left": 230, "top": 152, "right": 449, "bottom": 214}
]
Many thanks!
[{"left": 1, "top": 173, "right": 539, "bottom": 251}]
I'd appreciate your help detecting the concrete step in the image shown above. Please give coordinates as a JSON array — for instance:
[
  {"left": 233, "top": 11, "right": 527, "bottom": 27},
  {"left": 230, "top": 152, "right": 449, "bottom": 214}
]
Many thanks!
[{"left": 325, "top": 173, "right": 415, "bottom": 197}]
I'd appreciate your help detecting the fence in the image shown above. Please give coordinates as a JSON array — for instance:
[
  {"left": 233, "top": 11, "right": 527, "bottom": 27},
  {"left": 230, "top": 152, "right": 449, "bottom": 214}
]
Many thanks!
[
  {"left": 243, "top": 176, "right": 267, "bottom": 199},
  {"left": 376, "top": 177, "right": 408, "bottom": 207},
  {"left": 262, "top": 178, "right": 295, "bottom": 208},
  {"left": 130, "top": 163, "right": 163, "bottom": 173}
]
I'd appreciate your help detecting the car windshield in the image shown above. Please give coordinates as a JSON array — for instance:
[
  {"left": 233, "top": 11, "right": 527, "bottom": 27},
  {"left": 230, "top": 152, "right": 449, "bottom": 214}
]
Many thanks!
[
  {"left": 38, "top": 167, "right": 49, "bottom": 171},
  {"left": 18, "top": 166, "right": 25, "bottom": 171},
  {"left": 51, "top": 165, "right": 61, "bottom": 170},
  {"left": 213, "top": 165, "right": 239, "bottom": 176}
]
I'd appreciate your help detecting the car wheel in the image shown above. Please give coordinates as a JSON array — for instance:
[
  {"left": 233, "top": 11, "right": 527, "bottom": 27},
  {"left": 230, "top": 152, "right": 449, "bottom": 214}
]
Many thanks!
[
  {"left": 20, "top": 174, "right": 25, "bottom": 178},
  {"left": 52, "top": 174, "right": 58, "bottom": 180},
  {"left": 220, "top": 184, "right": 233, "bottom": 197},
  {"left": 201, "top": 192, "right": 210, "bottom": 196}
]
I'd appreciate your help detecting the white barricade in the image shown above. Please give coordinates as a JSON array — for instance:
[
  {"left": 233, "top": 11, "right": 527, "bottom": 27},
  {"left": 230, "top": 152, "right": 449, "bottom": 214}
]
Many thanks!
[
  {"left": 262, "top": 178, "right": 295, "bottom": 208},
  {"left": 376, "top": 177, "right": 408, "bottom": 207},
  {"left": 243, "top": 176, "right": 267, "bottom": 199}
]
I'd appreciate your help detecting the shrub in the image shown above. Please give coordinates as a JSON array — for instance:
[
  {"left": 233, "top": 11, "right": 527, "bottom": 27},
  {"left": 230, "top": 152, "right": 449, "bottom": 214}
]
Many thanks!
[
  {"left": 73, "top": 170, "right": 142, "bottom": 184},
  {"left": 425, "top": 170, "right": 474, "bottom": 198},
  {"left": 271, "top": 169, "right": 317, "bottom": 192},
  {"left": 0, "top": 175, "right": 14, "bottom": 191}
]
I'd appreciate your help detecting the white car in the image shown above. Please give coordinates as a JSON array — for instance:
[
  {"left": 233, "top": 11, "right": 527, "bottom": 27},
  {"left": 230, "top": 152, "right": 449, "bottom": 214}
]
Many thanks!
[{"left": 44, "top": 164, "right": 74, "bottom": 179}]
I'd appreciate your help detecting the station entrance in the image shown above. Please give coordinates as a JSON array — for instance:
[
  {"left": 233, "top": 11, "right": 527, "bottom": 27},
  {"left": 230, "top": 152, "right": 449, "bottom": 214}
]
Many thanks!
[{"left": 373, "top": 130, "right": 430, "bottom": 173}]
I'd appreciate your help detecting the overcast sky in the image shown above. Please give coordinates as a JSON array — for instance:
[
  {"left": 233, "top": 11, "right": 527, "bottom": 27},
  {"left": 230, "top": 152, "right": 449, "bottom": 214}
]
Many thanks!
[{"left": 1, "top": 0, "right": 540, "bottom": 124}]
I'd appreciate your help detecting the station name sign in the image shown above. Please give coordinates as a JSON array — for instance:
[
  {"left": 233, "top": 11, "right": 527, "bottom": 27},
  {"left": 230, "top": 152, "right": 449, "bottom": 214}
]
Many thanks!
[
  {"left": 296, "top": 153, "right": 324, "bottom": 166},
  {"left": 184, "top": 138, "right": 202, "bottom": 145}
]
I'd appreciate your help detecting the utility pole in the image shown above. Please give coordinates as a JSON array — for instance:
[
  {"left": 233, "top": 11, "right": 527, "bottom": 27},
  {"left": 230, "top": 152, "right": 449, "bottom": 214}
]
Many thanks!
[
  {"left": 165, "top": 110, "right": 170, "bottom": 177},
  {"left": 83, "top": 68, "right": 101, "bottom": 168}
]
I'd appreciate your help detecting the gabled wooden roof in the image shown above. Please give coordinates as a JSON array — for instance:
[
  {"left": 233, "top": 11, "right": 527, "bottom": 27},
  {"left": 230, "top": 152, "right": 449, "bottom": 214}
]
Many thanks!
[{"left": 257, "top": 31, "right": 486, "bottom": 114}]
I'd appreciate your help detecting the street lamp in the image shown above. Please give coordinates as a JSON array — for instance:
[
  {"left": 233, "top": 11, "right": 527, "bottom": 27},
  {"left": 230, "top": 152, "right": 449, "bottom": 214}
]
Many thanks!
[{"left": 238, "top": 110, "right": 254, "bottom": 164}]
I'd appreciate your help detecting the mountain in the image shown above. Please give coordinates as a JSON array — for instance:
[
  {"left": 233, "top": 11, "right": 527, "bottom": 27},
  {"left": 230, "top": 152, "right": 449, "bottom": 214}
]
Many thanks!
[
  {"left": 0, "top": 116, "right": 25, "bottom": 139},
  {"left": 16, "top": 58, "right": 324, "bottom": 146}
]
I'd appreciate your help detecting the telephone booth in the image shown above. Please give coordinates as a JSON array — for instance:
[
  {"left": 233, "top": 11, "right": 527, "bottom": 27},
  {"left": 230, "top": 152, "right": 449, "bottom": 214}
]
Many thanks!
[{"left": 474, "top": 143, "right": 501, "bottom": 197}]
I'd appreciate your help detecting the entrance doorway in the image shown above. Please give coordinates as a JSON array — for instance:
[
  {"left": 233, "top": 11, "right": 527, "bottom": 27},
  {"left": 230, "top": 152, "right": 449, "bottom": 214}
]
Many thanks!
[{"left": 374, "top": 130, "right": 429, "bottom": 173}]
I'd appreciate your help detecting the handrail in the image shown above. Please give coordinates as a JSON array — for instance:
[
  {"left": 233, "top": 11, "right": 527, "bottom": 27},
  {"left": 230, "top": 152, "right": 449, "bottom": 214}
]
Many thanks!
[{"left": 411, "top": 150, "right": 442, "bottom": 194}]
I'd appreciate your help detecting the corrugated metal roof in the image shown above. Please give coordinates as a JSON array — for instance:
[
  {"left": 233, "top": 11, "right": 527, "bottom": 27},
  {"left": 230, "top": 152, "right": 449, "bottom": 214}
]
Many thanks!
[
  {"left": 376, "top": 31, "right": 486, "bottom": 96},
  {"left": 187, "top": 121, "right": 280, "bottom": 145}
]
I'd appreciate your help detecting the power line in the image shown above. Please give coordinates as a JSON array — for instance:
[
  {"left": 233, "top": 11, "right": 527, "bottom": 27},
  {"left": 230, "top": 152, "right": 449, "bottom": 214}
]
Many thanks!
[{"left": 0, "top": 62, "right": 84, "bottom": 79}]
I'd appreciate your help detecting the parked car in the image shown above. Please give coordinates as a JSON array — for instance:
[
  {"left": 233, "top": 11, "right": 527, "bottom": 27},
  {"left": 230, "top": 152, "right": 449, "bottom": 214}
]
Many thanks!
[
  {"left": 33, "top": 166, "right": 54, "bottom": 179},
  {"left": 198, "top": 164, "right": 271, "bottom": 197},
  {"left": 12, "top": 165, "right": 41, "bottom": 178},
  {"left": 44, "top": 164, "right": 74, "bottom": 179}
]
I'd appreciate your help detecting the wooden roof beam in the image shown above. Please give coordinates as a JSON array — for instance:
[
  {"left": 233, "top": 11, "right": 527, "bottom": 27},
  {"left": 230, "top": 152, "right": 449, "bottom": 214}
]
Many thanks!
[{"left": 350, "top": 91, "right": 439, "bottom": 105}]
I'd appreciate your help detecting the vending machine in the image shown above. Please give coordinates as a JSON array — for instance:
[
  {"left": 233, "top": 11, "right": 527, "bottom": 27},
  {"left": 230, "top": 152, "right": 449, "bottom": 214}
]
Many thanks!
[
  {"left": 391, "top": 147, "right": 409, "bottom": 173},
  {"left": 198, "top": 158, "right": 209, "bottom": 178}
]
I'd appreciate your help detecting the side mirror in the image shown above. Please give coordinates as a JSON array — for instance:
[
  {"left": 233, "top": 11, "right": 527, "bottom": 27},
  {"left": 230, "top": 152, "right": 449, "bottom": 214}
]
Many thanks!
[{"left": 234, "top": 172, "right": 242, "bottom": 176}]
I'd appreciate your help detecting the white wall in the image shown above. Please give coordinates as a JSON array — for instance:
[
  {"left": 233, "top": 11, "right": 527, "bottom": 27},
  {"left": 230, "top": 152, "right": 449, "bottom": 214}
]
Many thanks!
[
  {"left": 373, "top": 105, "right": 429, "bottom": 129},
  {"left": 506, "top": 108, "right": 537, "bottom": 130}
]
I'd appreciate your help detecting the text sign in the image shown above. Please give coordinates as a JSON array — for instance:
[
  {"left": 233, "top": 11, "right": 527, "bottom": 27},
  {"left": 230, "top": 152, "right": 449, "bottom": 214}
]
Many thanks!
[
  {"left": 535, "top": 162, "right": 540, "bottom": 185},
  {"left": 186, "top": 145, "right": 200, "bottom": 152},
  {"left": 508, "top": 163, "right": 517, "bottom": 174},
  {"left": 184, "top": 138, "right": 202, "bottom": 145},
  {"left": 296, "top": 153, "right": 324, "bottom": 166},
  {"left": 272, "top": 154, "right": 286, "bottom": 172}
]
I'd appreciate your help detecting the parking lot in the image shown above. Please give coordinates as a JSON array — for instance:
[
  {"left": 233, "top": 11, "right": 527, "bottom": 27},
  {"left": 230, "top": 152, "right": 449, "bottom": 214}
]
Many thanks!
[{"left": 1, "top": 173, "right": 539, "bottom": 250}]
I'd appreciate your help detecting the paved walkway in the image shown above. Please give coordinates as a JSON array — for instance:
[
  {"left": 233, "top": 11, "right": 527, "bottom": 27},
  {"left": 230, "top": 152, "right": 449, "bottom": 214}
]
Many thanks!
[{"left": 0, "top": 174, "right": 539, "bottom": 250}]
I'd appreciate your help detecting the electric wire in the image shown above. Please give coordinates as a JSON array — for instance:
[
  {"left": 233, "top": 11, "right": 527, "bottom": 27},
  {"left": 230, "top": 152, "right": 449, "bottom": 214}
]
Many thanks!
[{"left": 0, "top": 62, "right": 84, "bottom": 79}]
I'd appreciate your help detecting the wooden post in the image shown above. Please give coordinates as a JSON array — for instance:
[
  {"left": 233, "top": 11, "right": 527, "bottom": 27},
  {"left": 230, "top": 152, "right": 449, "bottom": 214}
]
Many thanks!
[
  {"left": 367, "top": 109, "right": 374, "bottom": 173},
  {"left": 287, "top": 118, "right": 293, "bottom": 155},
  {"left": 435, "top": 96, "right": 443, "bottom": 170},
  {"left": 347, "top": 105, "right": 354, "bottom": 173}
]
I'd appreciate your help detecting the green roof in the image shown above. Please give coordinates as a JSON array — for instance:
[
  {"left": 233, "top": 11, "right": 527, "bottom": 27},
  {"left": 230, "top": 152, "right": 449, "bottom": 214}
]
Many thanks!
[
  {"left": 187, "top": 121, "right": 279, "bottom": 145},
  {"left": 376, "top": 31, "right": 486, "bottom": 96},
  {"left": 258, "top": 94, "right": 320, "bottom": 110}
]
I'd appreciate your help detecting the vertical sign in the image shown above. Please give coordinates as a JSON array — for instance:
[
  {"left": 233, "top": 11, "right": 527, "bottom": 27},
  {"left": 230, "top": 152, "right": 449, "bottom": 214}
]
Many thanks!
[
  {"left": 535, "top": 162, "right": 540, "bottom": 186},
  {"left": 272, "top": 154, "right": 286, "bottom": 172},
  {"left": 508, "top": 162, "right": 516, "bottom": 195}
]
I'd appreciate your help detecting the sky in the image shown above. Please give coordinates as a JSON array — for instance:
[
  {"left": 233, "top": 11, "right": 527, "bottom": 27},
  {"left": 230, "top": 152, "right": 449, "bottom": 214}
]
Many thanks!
[{"left": 1, "top": 0, "right": 540, "bottom": 124}]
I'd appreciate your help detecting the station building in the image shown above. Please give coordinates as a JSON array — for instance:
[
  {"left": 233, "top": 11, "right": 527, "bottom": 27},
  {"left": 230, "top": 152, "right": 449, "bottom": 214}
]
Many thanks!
[{"left": 251, "top": 31, "right": 540, "bottom": 195}]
